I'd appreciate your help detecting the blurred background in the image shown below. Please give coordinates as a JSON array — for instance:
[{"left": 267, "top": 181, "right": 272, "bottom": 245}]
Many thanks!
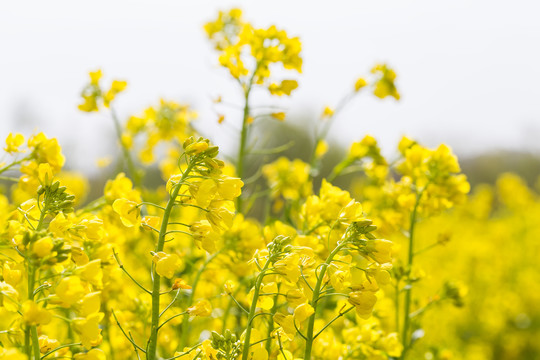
[{"left": 1, "top": 0, "right": 540, "bottom": 187}]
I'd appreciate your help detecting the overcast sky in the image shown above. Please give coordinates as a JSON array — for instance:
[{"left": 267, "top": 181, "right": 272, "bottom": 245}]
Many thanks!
[{"left": 2, "top": 0, "right": 540, "bottom": 173}]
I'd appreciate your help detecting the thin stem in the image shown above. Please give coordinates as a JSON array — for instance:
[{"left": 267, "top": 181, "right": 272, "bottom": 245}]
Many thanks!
[
  {"left": 110, "top": 106, "right": 141, "bottom": 188},
  {"left": 0, "top": 175, "right": 19, "bottom": 182},
  {"left": 159, "top": 290, "right": 181, "bottom": 318},
  {"left": 313, "top": 306, "right": 354, "bottom": 339},
  {"left": 241, "top": 259, "right": 271, "bottom": 360},
  {"left": 0, "top": 157, "right": 30, "bottom": 175},
  {"left": 308, "top": 91, "right": 356, "bottom": 171},
  {"left": 304, "top": 241, "right": 348, "bottom": 360},
  {"left": 228, "top": 293, "right": 249, "bottom": 315},
  {"left": 40, "top": 343, "right": 81, "bottom": 359},
  {"left": 400, "top": 188, "right": 425, "bottom": 359},
  {"left": 395, "top": 279, "right": 400, "bottom": 332},
  {"left": 327, "top": 158, "right": 354, "bottom": 183},
  {"left": 158, "top": 311, "right": 188, "bottom": 330},
  {"left": 146, "top": 160, "right": 196, "bottom": 360},
  {"left": 111, "top": 310, "right": 147, "bottom": 353},
  {"left": 179, "top": 250, "right": 221, "bottom": 348},
  {"left": 30, "top": 327, "right": 40, "bottom": 360},
  {"left": 236, "top": 68, "right": 259, "bottom": 213},
  {"left": 163, "top": 343, "right": 202, "bottom": 360},
  {"left": 112, "top": 249, "right": 152, "bottom": 295},
  {"left": 265, "top": 284, "right": 281, "bottom": 354}
]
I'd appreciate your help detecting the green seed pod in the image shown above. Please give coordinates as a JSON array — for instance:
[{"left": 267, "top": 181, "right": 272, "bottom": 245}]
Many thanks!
[
  {"left": 365, "top": 224, "right": 378, "bottom": 233},
  {"left": 204, "top": 146, "right": 219, "bottom": 158},
  {"left": 365, "top": 232, "right": 376, "bottom": 240},
  {"left": 50, "top": 181, "right": 60, "bottom": 193}
]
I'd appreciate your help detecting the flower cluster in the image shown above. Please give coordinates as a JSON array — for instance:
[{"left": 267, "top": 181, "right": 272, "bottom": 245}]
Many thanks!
[{"left": 3, "top": 7, "right": 537, "bottom": 360}]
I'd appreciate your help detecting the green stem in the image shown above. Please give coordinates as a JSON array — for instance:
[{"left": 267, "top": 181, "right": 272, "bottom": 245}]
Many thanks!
[
  {"left": 179, "top": 251, "right": 221, "bottom": 348},
  {"left": 27, "top": 198, "right": 49, "bottom": 360},
  {"left": 0, "top": 175, "right": 19, "bottom": 182},
  {"left": 236, "top": 88, "right": 252, "bottom": 214},
  {"left": 241, "top": 259, "right": 271, "bottom": 360},
  {"left": 110, "top": 107, "right": 141, "bottom": 188},
  {"left": 40, "top": 343, "right": 81, "bottom": 359},
  {"left": 327, "top": 158, "right": 354, "bottom": 183},
  {"left": 24, "top": 327, "right": 30, "bottom": 359},
  {"left": 304, "top": 242, "right": 347, "bottom": 360},
  {"left": 0, "top": 157, "right": 30, "bottom": 175},
  {"left": 146, "top": 160, "right": 196, "bottom": 360},
  {"left": 265, "top": 284, "right": 281, "bottom": 354},
  {"left": 395, "top": 279, "right": 400, "bottom": 332},
  {"left": 26, "top": 264, "right": 40, "bottom": 360},
  {"left": 221, "top": 283, "right": 245, "bottom": 334},
  {"left": 30, "top": 326, "right": 40, "bottom": 360},
  {"left": 400, "top": 189, "right": 424, "bottom": 359},
  {"left": 308, "top": 92, "right": 356, "bottom": 171},
  {"left": 313, "top": 306, "right": 354, "bottom": 339}
]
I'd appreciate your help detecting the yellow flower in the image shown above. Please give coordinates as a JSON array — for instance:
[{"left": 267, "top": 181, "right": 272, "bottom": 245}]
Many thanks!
[
  {"left": 78, "top": 94, "right": 99, "bottom": 112},
  {"left": 217, "top": 176, "right": 244, "bottom": 200},
  {"left": 153, "top": 252, "right": 181, "bottom": 279},
  {"left": 55, "top": 276, "right": 86, "bottom": 307},
  {"left": 2, "top": 264, "right": 22, "bottom": 287},
  {"left": 22, "top": 300, "right": 52, "bottom": 325},
  {"left": 112, "top": 198, "right": 141, "bottom": 227},
  {"left": 0, "top": 347, "right": 27, "bottom": 360},
  {"left": 379, "top": 333, "right": 403, "bottom": 357},
  {"left": 104, "top": 172, "right": 141, "bottom": 202},
  {"left": 103, "top": 80, "right": 127, "bottom": 107},
  {"left": 78, "top": 216, "right": 104, "bottom": 242},
  {"left": 271, "top": 112, "right": 286, "bottom": 121},
  {"left": 32, "top": 236, "right": 54, "bottom": 258},
  {"left": 95, "top": 156, "right": 112, "bottom": 168},
  {"left": 78, "top": 292, "right": 101, "bottom": 317},
  {"left": 29, "top": 133, "right": 65, "bottom": 172},
  {"left": 315, "top": 140, "right": 328, "bottom": 158},
  {"left": 223, "top": 280, "right": 236, "bottom": 295},
  {"left": 73, "top": 349, "right": 106, "bottom": 360},
  {"left": 338, "top": 200, "right": 364, "bottom": 225},
  {"left": 0, "top": 281, "right": 20, "bottom": 312},
  {"left": 322, "top": 106, "right": 334, "bottom": 118},
  {"left": 293, "top": 303, "right": 314, "bottom": 323},
  {"left": 262, "top": 157, "right": 311, "bottom": 201},
  {"left": 187, "top": 299, "right": 212, "bottom": 317},
  {"left": 72, "top": 312, "right": 104, "bottom": 349},
  {"left": 272, "top": 313, "right": 296, "bottom": 340},
  {"left": 142, "top": 216, "right": 161, "bottom": 231},
  {"left": 71, "top": 247, "right": 89, "bottom": 266},
  {"left": 89, "top": 69, "right": 102, "bottom": 85},
  {"left": 354, "top": 77, "right": 368, "bottom": 91},
  {"left": 273, "top": 254, "right": 300, "bottom": 283},
  {"left": 366, "top": 239, "right": 393, "bottom": 264},
  {"left": 206, "top": 200, "right": 235, "bottom": 231},
  {"left": 49, "top": 212, "right": 71, "bottom": 238},
  {"left": 172, "top": 278, "right": 192, "bottom": 290},
  {"left": 192, "top": 179, "right": 218, "bottom": 207},
  {"left": 348, "top": 290, "right": 377, "bottom": 319},
  {"left": 78, "top": 260, "right": 103, "bottom": 287},
  {"left": 38, "top": 335, "right": 59, "bottom": 354},
  {"left": 4, "top": 133, "right": 25, "bottom": 153},
  {"left": 269, "top": 80, "right": 298, "bottom": 96},
  {"left": 37, "top": 163, "right": 53, "bottom": 185},
  {"left": 19, "top": 199, "right": 41, "bottom": 224},
  {"left": 371, "top": 63, "right": 400, "bottom": 100}
]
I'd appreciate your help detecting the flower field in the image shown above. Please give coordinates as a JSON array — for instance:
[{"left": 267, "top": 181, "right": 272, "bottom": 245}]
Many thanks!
[{"left": 1, "top": 8, "right": 539, "bottom": 360}]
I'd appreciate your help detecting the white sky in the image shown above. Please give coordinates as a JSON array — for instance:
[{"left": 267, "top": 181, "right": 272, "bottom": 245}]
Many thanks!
[{"left": 1, "top": 0, "right": 540, "bottom": 173}]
